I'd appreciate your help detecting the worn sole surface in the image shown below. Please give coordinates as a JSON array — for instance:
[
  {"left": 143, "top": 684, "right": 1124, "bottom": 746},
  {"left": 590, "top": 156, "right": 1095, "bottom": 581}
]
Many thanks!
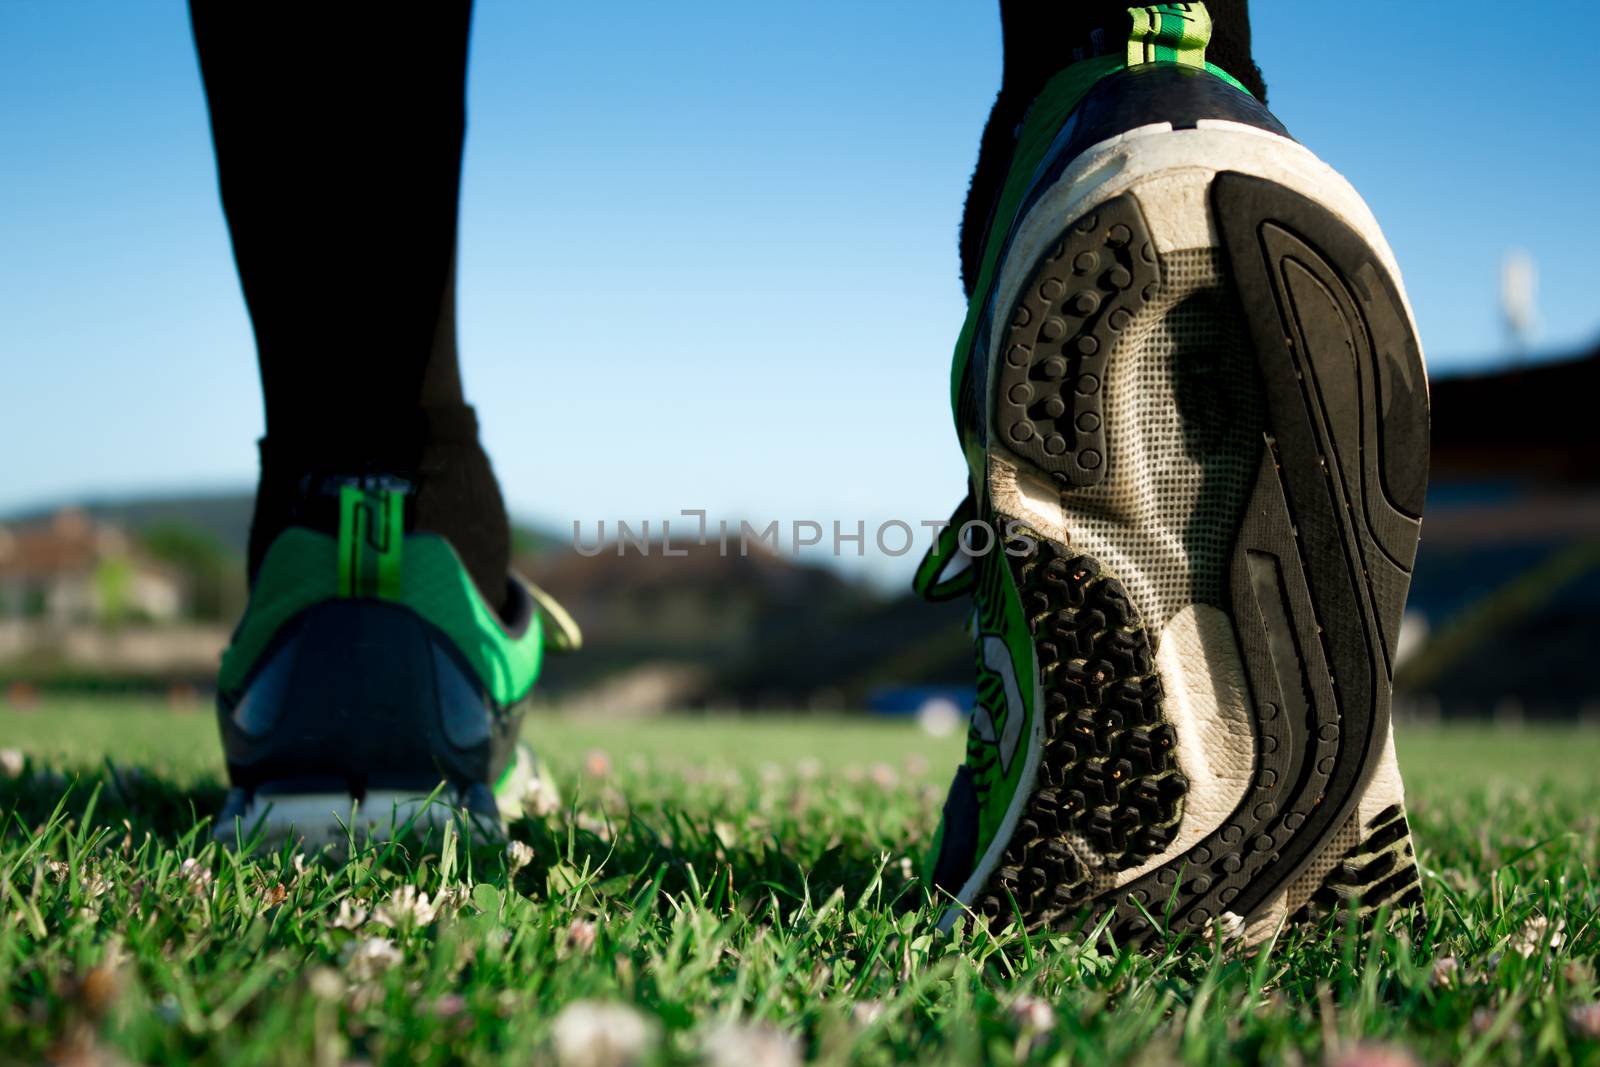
[
  {"left": 970, "top": 539, "right": 1185, "bottom": 926},
  {"left": 969, "top": 166, "right": 1428, "bottom": 942}
]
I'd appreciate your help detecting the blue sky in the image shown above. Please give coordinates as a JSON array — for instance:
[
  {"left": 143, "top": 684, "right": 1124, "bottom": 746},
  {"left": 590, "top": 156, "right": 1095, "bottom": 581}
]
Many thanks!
[{"left": 2, "top": 1, "right": 1596, "bottom": 584}]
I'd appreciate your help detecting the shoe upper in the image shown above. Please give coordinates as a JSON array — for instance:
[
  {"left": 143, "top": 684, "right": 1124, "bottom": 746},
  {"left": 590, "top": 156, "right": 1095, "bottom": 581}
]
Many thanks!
[{"left": 216, "top": 481, "right": 578, "bottom": 805}]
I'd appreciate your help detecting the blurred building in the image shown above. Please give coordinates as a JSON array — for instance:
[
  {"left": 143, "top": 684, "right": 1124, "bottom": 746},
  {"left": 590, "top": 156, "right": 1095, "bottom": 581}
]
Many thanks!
[
  {"left": 0, "top": 510, "right": 229, "bottom": 687},
  {"left": 1398, "top": 342, "right": 1600, "bottom": 718},
  {"left": 0, "top": 508, "right": 186, "bottom": 624}
]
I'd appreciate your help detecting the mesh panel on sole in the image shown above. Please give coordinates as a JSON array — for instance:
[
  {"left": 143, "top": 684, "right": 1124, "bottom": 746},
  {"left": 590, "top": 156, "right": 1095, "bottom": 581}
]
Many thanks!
[{"left": 1058, "top": 247, "right": 1263, "bottom": 638}]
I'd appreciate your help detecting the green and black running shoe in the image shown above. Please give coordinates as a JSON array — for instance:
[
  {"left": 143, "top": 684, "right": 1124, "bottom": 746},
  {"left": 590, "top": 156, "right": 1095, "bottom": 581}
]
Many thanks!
[
  {"left": 921, "top": 4, "right": 1428, "bottom": 944},
  {"left": 213, "top": 477, "right": 579, "bottom": 848}
]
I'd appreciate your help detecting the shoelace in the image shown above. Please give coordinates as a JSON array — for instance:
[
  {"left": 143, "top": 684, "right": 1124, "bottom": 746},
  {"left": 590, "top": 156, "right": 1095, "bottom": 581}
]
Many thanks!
[{"left": 522, "top": 578, "right": 583, "bottom": 653}]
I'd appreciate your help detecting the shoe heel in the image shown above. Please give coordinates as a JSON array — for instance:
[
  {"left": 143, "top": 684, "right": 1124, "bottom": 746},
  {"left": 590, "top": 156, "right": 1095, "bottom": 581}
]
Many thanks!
[{"left": 217, "top": 599, "right": 516, "bottom": 804}]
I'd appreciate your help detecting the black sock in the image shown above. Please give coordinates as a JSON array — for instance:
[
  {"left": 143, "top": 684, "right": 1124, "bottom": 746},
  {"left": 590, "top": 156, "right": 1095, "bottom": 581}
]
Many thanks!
[
  {"left": 190, "top": 0, "right": 512, "bottom": 610},
  {"left": 960, "top": 1, "right": 1267, "bottom": 297}
]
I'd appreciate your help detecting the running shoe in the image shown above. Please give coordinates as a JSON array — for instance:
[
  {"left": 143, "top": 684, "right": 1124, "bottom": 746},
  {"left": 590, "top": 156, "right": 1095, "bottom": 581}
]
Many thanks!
[
  {"left": 919, "top": 3, "right": 1428, "bottom": 943},
  {"left": 213, "top": 476, "right": 578, "bottom": 848}
]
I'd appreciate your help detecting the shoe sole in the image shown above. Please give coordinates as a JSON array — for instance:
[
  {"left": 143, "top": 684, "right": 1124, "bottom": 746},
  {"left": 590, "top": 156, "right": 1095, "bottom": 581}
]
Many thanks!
[
  {"left": 213, "top": 743, "right": 547, "bottom": 851},
  {"left": 212, "top": 790, "right": 497, "bottom": 852},
  {"left": 953, "top": 123, "right": 1428, "bottom": 942}
]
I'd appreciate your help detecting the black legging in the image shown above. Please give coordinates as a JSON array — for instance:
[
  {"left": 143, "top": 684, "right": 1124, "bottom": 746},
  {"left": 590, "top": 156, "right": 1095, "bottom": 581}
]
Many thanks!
[
  {"left": 190, "top": 1, "right": 1263, "bottom": 607},
  {"left": 190, "top": 1, "right": 508, "bottom": 605}
]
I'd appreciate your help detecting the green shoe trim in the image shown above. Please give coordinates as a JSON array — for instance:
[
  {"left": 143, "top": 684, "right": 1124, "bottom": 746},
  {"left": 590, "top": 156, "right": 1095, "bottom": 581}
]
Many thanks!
[
  {"left": 912, "top": 493, "right": 978, "bottom": 602},
  {"left": 948, "top": 4, "right": 1248, "bottom": 426},
  {"left": 219, "top": 527, "right": 547, "bottom": 708},
  {"left": 337, "top": 485, "right": 404, "bottom": 600},
  {"left": 969, "top": 525, "right": 1040, "bottom": 853},
  {"left": 1127, "top": 3, "right": 1211, "bottom": 69}
]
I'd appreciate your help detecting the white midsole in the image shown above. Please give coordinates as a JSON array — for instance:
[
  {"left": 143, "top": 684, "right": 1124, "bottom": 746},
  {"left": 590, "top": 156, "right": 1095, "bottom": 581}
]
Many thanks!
[
  {"left": 990, "top": 119, "right": 1419, "bottom": 387},
  {"left": 218, "top": 790, "right": 501, "bottom": 850},
  {"left": 214, "top": 746, "right": 550, "bottom": 851}
]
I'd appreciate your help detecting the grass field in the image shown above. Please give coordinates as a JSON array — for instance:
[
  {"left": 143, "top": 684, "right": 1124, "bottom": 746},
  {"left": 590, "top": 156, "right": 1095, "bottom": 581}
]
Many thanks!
[{"left": 2, "top": 702, "right": 1598, "bottom": 1065}]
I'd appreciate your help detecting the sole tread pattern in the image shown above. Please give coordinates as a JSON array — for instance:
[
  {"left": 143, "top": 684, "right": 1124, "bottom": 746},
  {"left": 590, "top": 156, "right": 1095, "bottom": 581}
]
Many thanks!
[
  {"left": 994, "top": 196, "right": 1161, "bottom": 486},
  {"left": 972, "top": 532, "right": 1186, "bottom": 927},
  {"left": 1292, "top": 803, "right": 1423, "bottom": 924}
]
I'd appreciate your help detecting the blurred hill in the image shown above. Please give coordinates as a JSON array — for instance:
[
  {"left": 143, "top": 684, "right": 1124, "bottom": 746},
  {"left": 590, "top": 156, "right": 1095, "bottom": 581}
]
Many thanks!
[{"left": 4, "top": 491, "right": 256, "bottom": 557}]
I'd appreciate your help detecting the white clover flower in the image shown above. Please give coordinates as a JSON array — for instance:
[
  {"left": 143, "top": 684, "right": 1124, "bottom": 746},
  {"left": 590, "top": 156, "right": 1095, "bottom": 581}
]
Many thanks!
[
  {"left": 1569, "top": 1002, "right": 1600, "bottom": 1040},
  {"left": 1328, "top": 1042, "right": 1422, "bottom": 1067},
  {"left": 372, "top": 885, "right": 438, "bottom": 929},
  {"left": 1008, "top": 994, "right": 1057, "bottom": 1034},
  {"left": 521, "top": 774, "right": 563, "bottom": 817},
  {"left": 0, "top": 748, "right": 23, "bottom": 779},
  {"left": 505, "top": 840, "right": 534, "bottom": 874},
  {"left": 433, "top": 883, "right": 469, "bottom": 917},
  {"left": 1208, "top": 910, "right": 1246, "bottom": 944},
  {"left": 700, "top": 1021, "right": 801, "bottom": 1067},
  {"left": 178, "top": 857, "right": 214, "bottom": 893},
  {"left": 564, "top": 918, "right": 598, "bottom": 955},
  {"left": 307, "top": 966, "right": 344, "bottom": 1001},
  {"left": 1510, "top": 914, "right": 1565, "bottom": 958},
  {"left": 342, "top": 937, "right": 403, "bottom": 982},
  {"left": 432, "top": 993, "right": 467, "bottom": 1018},
  {"left": 551, "top": 1000, "right": 658, "bottom": 1067},
  {"left": 332, "top": 899, "right": 370, "bottom": 930},
  {"left": 1430, "top": 956, "right": 1460, "bottom": 987},
  {"left": 575, "top": 813, "right": 614, "bottom": 842}
]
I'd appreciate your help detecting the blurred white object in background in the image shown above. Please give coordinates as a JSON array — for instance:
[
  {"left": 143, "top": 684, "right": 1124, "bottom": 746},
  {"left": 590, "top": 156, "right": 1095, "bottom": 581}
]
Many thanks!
[
  {"left": 1501, "top": 249, "right": 1537, "bottom": 361},
  {"left": 917, "top": 696, "right": 963, "bottom": 738},
  {"left": 1395, "top": 610, "right": 1429, "bottom": 669}
]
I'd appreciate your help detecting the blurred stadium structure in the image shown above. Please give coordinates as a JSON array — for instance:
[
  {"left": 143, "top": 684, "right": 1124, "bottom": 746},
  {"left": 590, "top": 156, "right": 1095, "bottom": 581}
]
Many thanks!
[
  {"left": 2, "top": 342, "right": 1597, "bottom": 718},
  {"left": 1398, "top": 341, "right": 1600, "bottom": 720}
]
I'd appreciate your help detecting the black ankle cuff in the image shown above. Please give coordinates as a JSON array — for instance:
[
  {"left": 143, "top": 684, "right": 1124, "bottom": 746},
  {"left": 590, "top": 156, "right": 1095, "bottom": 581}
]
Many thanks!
[{"left": 247, "top": 404, "right": 512, "bottom": 612}]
